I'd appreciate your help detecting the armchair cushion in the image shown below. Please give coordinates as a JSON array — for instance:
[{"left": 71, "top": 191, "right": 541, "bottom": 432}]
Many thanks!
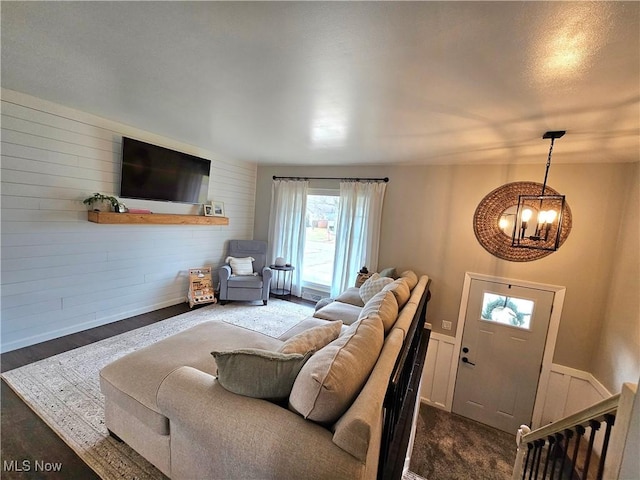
[
  {"left": 227, "top": 276, "right": 263, "bottom": 289},
  {"left": 212, "top": 348, "right": 312, "bottom": 400},
  {"left": 225, "top": 256, "right": 256, "bottom": 276}
]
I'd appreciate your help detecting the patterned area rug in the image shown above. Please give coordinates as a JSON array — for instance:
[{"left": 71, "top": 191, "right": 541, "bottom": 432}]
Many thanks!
[{"left": 1, "top": 300, "right": 313, "bottom": 480}]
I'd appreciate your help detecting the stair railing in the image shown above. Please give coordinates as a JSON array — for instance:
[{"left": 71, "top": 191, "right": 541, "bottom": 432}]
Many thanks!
[{"left": 512, "top": 382, "right": 637, "bottom": 480}]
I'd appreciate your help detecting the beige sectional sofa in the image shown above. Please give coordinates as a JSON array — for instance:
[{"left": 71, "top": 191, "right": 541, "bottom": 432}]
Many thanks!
[{"left": 100, "top": 271, "right": 431, "bottom": 480}]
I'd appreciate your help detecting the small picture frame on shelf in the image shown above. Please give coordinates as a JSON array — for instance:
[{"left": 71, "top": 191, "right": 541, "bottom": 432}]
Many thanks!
[
  {"left": 212, "top": 201, "right": 225, "bottom": 217},
  {"left": 203, "top": 204, "right": 214, "bottom": 217}
]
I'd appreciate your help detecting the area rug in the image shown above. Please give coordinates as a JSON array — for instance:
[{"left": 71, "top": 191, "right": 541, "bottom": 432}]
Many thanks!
[
  {"left": 409, "top": 403, "right": 516, "bottom": 480},
  {"left": 1, "top": 299, "right": 313, "bottom": 480}
]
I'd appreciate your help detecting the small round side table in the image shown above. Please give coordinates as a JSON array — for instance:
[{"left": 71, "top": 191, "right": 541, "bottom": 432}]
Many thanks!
[{"left": 270, "top": 265, "right": 295, "bottom": 300}]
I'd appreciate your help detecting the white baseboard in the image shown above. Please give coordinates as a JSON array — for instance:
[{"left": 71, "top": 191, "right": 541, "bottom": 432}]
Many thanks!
[
  {"left": 1, "top": 296, "right": 185, "bottom": 354},
  {"left": 419, "top": 332, "right": 612, "bottom": 424}
]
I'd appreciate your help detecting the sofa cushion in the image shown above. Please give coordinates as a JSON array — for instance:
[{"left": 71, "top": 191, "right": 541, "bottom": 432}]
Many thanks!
[
  {"left": 100, "top": 321, "right": 282, "bottom": 418},
  {"left": 382, "top": 278, "right": 411, "bottom": 308},
  {"left": 289, "top": 314, "right": 384, "bottom": 424},
  {"left": 314, "top": 297, "right": 334, "bottom": 311},
  {"left": 212, "top": 349, "right": 312, "bottom": 400},
  {"left": 359, "top": 273, "right": 394, "bottom": 303},
  {"left": 278, "top": 321, "right": 343, "bottom": 354},
  {"left": 334, "top": 287, "right": 365, "bottom": 308},
  {"left": 313, "top": 301, "right": 362, "bottom": 325},
  {"left": 400, "top": 270, "right": 419, "bottom": 290},
  {"left": 225, "top": 256, "right": 255, "bottom": 276},
  {"left": 359, "top": 290, "right": 398, "bottom": 335},
  {"left": 278, "top": 316, "right": 337, "bottom": 341},
  {"left": 378, "top": 267, "right": 397, "bottom": 279}
]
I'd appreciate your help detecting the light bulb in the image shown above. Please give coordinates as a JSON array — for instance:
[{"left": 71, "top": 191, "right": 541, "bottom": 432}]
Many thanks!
[
  {"left": 546, "top": 210, "right": 557, "bottom": 223},
  {"left": 521, "top": 209, "right": 533, "bottom": 222},
  {"left": 499, "top": 217, "right": 509, "bottom": 229},
  {"left": 538, "top": 211, "right": 548, "bottom": 224}
]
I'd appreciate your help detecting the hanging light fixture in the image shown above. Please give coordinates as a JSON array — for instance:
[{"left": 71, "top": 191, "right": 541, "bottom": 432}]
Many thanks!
[{"left": 512, "top": 131, "right": 566, "bottom": 252}]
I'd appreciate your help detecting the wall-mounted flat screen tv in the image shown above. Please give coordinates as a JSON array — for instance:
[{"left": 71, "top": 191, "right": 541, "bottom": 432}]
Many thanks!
[{"left": 120, "top": 137, "right": 211, "bottom": 204}]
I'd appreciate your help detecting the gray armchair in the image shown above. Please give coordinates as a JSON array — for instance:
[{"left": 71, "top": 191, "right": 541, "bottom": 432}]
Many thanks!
[{"left": 218, "top": 240, "right": 272, "bottom": 305}]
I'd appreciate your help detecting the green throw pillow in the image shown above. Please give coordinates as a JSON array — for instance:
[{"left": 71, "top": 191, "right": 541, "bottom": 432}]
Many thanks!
[
  {"left": 212, "top": 348, "right": 312, "bottom": 400},
  {"left": 378, "top": 267, "right": 397, "bottom": 279}
]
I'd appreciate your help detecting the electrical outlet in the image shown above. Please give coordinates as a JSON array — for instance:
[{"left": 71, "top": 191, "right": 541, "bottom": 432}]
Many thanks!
[{"left": 442, "top": 320, "right": 452, "bottom": 330}]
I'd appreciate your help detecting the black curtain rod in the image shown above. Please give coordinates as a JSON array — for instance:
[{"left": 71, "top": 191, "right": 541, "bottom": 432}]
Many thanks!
[{"left": 273, "top": 175, "right": 389, "bottom": 182}]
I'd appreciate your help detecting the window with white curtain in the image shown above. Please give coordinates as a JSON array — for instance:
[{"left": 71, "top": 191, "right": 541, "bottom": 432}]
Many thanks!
[{"left": 302, "top": 189, "right": 339, "bottom": 290}]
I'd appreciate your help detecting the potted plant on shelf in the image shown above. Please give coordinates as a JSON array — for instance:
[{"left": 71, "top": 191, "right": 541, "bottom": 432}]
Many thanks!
[{"left": 83, "top": 193, "right": 122, "bottom": 212}]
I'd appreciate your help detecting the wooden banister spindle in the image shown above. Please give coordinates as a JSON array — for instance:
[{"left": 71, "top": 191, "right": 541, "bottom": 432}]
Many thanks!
[
  {"left": 570, "top": 425, "right": 586, "bottom": 476},
  {"left": 542, "top": 435, "right": 555, "bottom": 478},
  {"left": 523, "top": 442, "right": 534, "bottom": 480},
  {"left": 596, "top": 414, "right": 616, "bottom": 480},
  {"left": 558, "top": 428, "right": 573, "bottom": 478},
  {"left": 549, "top": 432, "right": 564, "bottom": 480},
  {"left": 532, "top": 438, "right": 545, "bottom": 479},
  {"left": 582, "top": 419, "right": 601, "bottom": 479}
]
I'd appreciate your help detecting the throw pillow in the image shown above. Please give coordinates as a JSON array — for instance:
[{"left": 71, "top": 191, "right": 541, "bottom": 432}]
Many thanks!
[
  {"left": 288, "top": 314, "right": 384, "bottom": 424},
  {"left": 212, "top": 348, "right": 312, "bottom": 400},
  {"left": 278, "top": 321, "right": 343, "bottom": 355},
  {"left": 359, "top": 273, "right": 394, "bottom": 303},
  {"left": 225, "top": 256, "right": 255, "bottom": 276},
  {"left": 382, "top": 278, "right": 411, "bottom": 308},
  {"left": 378, "top": 267, "right": 397, "bottom": 279}
]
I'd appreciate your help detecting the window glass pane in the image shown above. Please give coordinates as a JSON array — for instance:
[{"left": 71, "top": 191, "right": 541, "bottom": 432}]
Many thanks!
[
  {"left": 302, "top": 194, "right": 339, "bottom": 287},
  {"left": 481, "top": 292, "right": 534, "bottom": 330}
]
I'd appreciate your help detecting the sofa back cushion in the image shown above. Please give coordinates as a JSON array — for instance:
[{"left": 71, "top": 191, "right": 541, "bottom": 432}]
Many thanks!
[
  {"left": 278, "top": 321, "right": 343, "bottom": 355},
  {"left": 382, "top": 278, "right": 411, "bottom": 308},
  {"left": 334, "top": 287, "right": 365, "bottom": 308},
  {"left": 400, "top": 270, "right": 419, "bottom": 290},
  {"left": 288, "top": 314, "right": 384, "bottom": 424},
  {"left": 359, "top": 290, "right": 398, "bottom": 335}
]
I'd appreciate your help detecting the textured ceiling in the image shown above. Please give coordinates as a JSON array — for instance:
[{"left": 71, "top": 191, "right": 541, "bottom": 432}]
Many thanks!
[{"left": 2, "top": 1, "right": 639, "bottom": 166}]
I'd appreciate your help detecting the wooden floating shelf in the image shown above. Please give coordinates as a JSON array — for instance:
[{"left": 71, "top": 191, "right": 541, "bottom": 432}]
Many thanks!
[{"left": 88, "top": 211, "right": 229, "bottom": 226}]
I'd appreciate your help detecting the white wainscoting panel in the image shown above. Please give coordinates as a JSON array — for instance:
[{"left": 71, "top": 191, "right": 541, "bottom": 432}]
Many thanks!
[
  {"left": 539, "top": 364, "right": 611, "bottom": 425},
  {"left": 420, "top": 332, "right": 456, "bottom": 410},
  {"left": 1, "top": 89, "right": 257, "bottom": 352},
  {"left": 420, "top": 331, "right": 611, "bottom": 424}
]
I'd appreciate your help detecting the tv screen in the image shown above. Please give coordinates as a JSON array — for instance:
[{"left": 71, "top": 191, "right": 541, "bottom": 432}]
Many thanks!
[{"left": 120, "top": 137, "right": 211, "bottom": 204}]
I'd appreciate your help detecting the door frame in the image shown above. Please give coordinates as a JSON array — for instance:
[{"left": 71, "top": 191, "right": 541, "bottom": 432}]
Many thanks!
[{"left": 445, "top": 272, "right": 566, "bottom": 429}]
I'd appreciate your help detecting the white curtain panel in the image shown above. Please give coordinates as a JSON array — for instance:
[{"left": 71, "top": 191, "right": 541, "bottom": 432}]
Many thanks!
[
  {"left": 331, "top": 181, "right": 387, "bottom": 297},
  {"left": 267, "top": 180, "right": 308, "bottom": 297}
]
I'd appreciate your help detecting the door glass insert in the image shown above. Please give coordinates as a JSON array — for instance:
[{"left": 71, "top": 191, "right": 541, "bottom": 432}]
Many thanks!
[{"left": 481, "top": 292, "right": 534, "bottom": 330}]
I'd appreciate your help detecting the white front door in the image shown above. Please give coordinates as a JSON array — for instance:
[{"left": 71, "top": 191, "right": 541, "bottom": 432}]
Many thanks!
[{"left": 452, "top": 278, "right": 555, "bottom": 433}]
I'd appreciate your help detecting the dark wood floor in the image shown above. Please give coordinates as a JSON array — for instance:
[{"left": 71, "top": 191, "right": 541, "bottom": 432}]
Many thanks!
[{"left": 1, "top": 303, "right": 193, "bottom": 479}]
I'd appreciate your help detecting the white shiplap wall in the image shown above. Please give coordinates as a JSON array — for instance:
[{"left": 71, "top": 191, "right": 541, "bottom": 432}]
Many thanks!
[{"left": 1, "top": 89, "right": 257, "bottom": 352}]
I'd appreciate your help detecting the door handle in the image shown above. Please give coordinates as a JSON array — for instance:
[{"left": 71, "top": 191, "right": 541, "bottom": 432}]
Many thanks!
[{"left": 462, "top": 356, "right": 475, "bottom": 366}]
